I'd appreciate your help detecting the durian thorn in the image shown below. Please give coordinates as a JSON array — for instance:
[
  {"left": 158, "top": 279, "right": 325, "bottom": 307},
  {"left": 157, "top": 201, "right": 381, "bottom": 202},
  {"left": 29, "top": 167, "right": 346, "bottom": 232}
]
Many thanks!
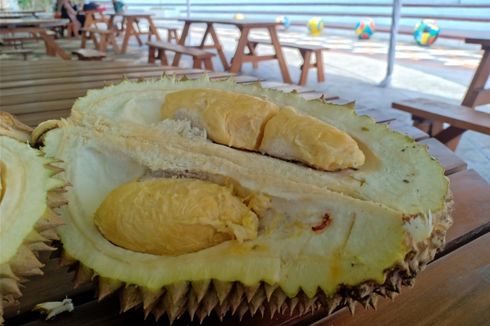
[
  {"left": 98, "top": 277, "right": 123, "bottom": 301},
  {"left": 45, "top": 163, "right": 64, "bottom": 175},
  {"left": 0, "top": 277, "right": 22, "bottom": 297},
  {"left": 73, "top": 264, "right": 94, "bottom": 288},
  {"left": 47, "top": 191, "right": 68, "bottom": 208},
  {"left": 36, "top": 208, "right": 64, "bottom": 232},
  {"left": 59, "top": 251, "right": 77, "bottom": 267},
  {"left": 347, "top": 299, "right": 356, "bottom": 314}
]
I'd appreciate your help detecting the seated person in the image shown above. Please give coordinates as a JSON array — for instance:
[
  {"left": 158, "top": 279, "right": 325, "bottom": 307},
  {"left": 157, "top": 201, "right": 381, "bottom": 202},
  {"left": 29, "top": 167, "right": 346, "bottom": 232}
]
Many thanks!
[{"left": 57, "top": 0, "right": 85, "bottom": 35}]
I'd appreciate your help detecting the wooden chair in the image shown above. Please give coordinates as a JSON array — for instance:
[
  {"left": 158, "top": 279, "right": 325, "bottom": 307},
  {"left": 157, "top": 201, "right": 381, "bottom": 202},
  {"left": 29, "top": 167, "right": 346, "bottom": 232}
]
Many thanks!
[
  {"left": 248, "top": 38, "right": 328, "bottom": 85},
  {"left": 147, "top": 41, "right": 215, "bottom": 70}
]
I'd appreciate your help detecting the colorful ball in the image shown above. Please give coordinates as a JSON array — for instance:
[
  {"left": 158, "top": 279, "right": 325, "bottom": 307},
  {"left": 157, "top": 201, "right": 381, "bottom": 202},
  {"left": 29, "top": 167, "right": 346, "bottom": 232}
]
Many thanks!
[
  {"left": 307, "top": 17, "right": 324, "bottom": 36},
  {"left": 233, "top": 13, "right": 245, "bottom": 20},
  {"left": 276, "top": 16, "right": 291, "bottom": 29},
  {"left": 355, "top": 18, "right": 375, "bottom": 40},
  {"left": 413, "top": 20, "right": 440, "bottom": 46}
]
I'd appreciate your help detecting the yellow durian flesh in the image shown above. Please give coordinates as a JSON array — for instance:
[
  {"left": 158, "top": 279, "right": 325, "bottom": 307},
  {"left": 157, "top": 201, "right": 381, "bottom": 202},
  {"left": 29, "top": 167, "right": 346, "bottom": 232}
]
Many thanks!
[
  {"left": 94, "top": 178, "right": 258, "bottom": 256},
  {"left": 259, "top": 107, "right": 365, "bottom": 171},
  {"left": 161, "top": 88, "right": 279, "bottom": 150}
]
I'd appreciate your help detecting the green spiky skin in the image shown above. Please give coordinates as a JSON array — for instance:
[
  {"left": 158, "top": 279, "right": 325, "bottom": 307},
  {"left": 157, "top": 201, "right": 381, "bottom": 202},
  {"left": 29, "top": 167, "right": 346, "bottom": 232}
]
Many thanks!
[{"left": 35, "top": 78, "right": 453, "bottom": 324}]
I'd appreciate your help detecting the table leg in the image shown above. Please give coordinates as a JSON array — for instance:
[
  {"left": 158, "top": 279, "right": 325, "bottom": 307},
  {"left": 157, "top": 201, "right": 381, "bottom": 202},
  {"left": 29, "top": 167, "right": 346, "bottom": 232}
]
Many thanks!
[
  {"left": 38, "top": 30, "right": 70, "bottom": 60},
  {"left": 316, "top": 49, "right": 325, "bottom": 82},
  {"left": 147, "top": 17, "right": 161, "bottom": 42},
  {"left": 299, "top": 50, "right": 312, "bottom": 86},
  {"left": 230, "top": 26, "right": 250, "bottom": 74},
  {"left": 268, "top": 26, "right": 292, "bottom": 83},
  {"left": 174, "top": 22, "right": 191, "bottom": 66},
  {"left": 148, "top": 45, "right": 156, "bottom": 63},
  {"left": 208, "top": 24, "right": 230, "bottom": 70},
  {"left": 121, "top": 17, "right": 134, "bottom": 53},
  {"left": 462, "top": 50, "right": 490, "bottom": 107}
]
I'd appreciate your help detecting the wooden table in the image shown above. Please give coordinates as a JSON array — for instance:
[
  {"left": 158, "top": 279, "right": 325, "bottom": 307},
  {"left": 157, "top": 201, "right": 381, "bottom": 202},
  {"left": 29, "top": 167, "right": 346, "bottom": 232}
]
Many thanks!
[
  {"left": 1, "top": 60, "right": 489, "bottom": 326},
  {"left": 108, "top": 12, "right": 161, "bottom": 54},
  {"left": 176, "top": 18, "right": 292, "bottom": 83},
  {"left": 0, "top": 18, "right": 70, "bottom": 59}
]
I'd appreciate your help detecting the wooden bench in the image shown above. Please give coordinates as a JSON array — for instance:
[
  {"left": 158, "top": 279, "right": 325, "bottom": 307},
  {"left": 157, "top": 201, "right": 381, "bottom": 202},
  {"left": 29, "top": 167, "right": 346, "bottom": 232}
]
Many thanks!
[
  {"left": 248, "top": 38, "right": 328, "bottom": 85},
  {"left": 0, "top": 48, "right": 33, "bottom": 60},
  {"left": 72, "top": 48, "right": 106, "bottom": 61},
  {"left": 81, "top": 28, "right": 119, "bottom": 54},
  {"left": 392, "top": 98, "right": 490, "bottom": 145},
  {"left": 147, "top": 41, "right": 215, "bottom": 70},
  {"left": 157, "top": 25, "right": 179, "bottom": 43}
]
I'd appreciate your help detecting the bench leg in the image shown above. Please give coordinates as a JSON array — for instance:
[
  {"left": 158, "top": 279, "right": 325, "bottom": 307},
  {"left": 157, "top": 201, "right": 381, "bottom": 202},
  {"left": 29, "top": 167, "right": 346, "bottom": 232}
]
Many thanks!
[
  {"left": 159, "top": 49, "right": 169, "bottom": 66},
  {"left": 99, "top": 35, "right": 108, "bottom": 52},
  {"left": 247, "top": 41, "right": 258, "bottom": 69},
  {"left": 81, "top": 31, "right": 87, "bottom": 48},
  {"left": 203, "top": 58, "right": 214, "bottom": 71},
  {"left": 148, "top": 45, "right": 156, "bottom": 63},
  {"left": 193, "top": 58, "right": 202, "bottom": 69},
  {"left": 299, "top": 50, "right": 313, "bottom": 86},
  {"left": 315, "top": 49, "right": 325, "bottom": 82},
  {"left": 110, "top": 34, "right": 120, "bottom": 54}
]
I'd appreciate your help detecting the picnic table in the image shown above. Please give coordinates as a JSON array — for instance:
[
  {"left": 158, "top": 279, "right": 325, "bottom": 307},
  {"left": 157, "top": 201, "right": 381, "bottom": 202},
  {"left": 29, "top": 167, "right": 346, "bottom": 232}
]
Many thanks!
[
  {"left": 1, "top": 60, "right": 489, "bottom": 326},
  {"left": 393, "top": 36, "right": 490, "bottom": 150},
  {"left": 0, "top": 18, "right": 70, "bottom": 59},
  {"left": 108, "top": 12, "right": 161, "bottom": 54},
  {"left": 176, "top": 18, "right": 292, "bottom": 83}
]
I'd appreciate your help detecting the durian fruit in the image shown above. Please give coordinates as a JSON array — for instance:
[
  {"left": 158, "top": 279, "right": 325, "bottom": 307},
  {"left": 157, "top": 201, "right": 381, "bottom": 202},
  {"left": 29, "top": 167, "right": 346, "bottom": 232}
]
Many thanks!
[
  {"left": 33, "top": 78, "right": 452, "bottom": 323},
  {"left": 0, "top": 113, "right": 65, "bottom": 323}
]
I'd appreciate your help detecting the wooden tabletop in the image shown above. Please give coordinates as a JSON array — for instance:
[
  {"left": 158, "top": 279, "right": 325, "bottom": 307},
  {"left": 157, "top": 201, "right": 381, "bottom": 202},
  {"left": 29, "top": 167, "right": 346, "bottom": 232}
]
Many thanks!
[
  {"left": 1, "top": 60, "right": 489, "bottom": 326},
  {"left": 0, "top": 18, "right": 69, "bottom": 27},
  {"left": 108, "top": 11, "right": 154, "bottom": 17},
  {"left": 178, "top": 17, "right": 280, "bottom": 28},
  {"left": 465, "top": 36, "right": 490, "bottom": 48}
]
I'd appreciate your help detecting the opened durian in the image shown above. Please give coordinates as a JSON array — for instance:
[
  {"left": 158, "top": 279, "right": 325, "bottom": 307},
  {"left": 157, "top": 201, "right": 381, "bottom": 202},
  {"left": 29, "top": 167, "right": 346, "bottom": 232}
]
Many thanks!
[
  {"left": 0, "top": 113, "right": 64, "bottom": 323},
  {"left": 31, "top": 78, "right": 452, "bottom": 323}
]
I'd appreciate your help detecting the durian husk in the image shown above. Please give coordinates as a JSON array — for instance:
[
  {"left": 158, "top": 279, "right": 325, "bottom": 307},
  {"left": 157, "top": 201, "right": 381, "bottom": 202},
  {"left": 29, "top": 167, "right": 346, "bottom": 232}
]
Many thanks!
[
  {"left": 0, "top": 113, "right": 65, "bottom": 324},
  {"left": 61, "top": 194, "right": 452, "bottom": 324}
]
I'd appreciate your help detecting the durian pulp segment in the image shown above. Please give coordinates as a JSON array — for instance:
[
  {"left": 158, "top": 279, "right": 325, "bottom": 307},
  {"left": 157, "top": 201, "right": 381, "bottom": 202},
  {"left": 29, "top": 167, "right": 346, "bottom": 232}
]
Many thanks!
[
  {"left": 94, "top": 179, "right": 259, "bottom": 256},
  {"left": 71, "top": 79, "right": 447, "bottom": 216},
  {"left": 0, "top": 137, "right": 62, "bottom": 264},
  {"left": 44, "top": 123, "right": 407, "bottom": 298},
  {"left": 161, "top": 88, "right": 279, "bottom": 150},
  {"left": 259, "top": 106, "right": 365, "bottom": 170}
]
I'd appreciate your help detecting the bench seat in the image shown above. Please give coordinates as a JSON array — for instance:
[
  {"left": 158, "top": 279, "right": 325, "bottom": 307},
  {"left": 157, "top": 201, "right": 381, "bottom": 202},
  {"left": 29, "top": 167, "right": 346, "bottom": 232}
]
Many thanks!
[
  {"left": 248, "top": 38, "right": 328, "bottom": 85},
  {"left": 147, "top": 41, "right": 215, "bottom": 71},
  {"left": 392, "top": 97, "right": 490, "bottom": 145}
]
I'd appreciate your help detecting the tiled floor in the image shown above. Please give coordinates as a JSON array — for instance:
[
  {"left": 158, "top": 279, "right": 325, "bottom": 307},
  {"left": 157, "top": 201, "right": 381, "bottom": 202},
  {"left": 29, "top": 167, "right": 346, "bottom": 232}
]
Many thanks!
[{"left": 1, "top": 26, "right": 488, "bottom": 182}]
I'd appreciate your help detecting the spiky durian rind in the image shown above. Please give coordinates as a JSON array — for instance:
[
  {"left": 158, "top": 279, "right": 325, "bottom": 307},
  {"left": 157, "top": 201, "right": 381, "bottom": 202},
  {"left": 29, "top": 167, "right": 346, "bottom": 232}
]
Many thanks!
[
  {"left": 0, "top": 113, "right": 65, "bottom": 323},
  {"left": 59, "top": 193, "right": 452, "bottom": 324},
  {"left": 33, "top": 77, "right": 453, "bottom": 324}
]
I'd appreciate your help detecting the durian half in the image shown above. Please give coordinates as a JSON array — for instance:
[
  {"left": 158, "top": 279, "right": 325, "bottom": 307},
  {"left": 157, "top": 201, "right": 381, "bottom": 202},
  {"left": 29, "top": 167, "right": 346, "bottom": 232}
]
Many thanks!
[
  {"left": 0, "top": 113, "right": 64, "bottom": 323},
  {"left": 33, "top": 78, "right": 453, "bottom": 323}
]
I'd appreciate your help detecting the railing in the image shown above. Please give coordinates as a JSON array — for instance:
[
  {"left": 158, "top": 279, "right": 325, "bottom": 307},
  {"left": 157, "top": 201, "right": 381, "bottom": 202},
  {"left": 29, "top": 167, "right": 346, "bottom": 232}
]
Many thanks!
[{"left": 98, "top": 1, "right": 490, "bottom": 33}]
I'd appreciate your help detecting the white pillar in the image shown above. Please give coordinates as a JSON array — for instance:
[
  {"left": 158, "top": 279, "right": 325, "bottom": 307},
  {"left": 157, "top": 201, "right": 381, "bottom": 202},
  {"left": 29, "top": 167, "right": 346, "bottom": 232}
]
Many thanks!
[{"left": 379, "top": 0, "right": 401, "bottom": 87}]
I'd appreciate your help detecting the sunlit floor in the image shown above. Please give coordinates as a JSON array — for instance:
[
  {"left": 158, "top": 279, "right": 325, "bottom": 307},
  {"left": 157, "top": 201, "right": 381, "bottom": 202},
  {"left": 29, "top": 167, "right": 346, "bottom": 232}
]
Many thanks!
[{"left": 1, "top": 26, "right": 488, "bottom": 182}]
